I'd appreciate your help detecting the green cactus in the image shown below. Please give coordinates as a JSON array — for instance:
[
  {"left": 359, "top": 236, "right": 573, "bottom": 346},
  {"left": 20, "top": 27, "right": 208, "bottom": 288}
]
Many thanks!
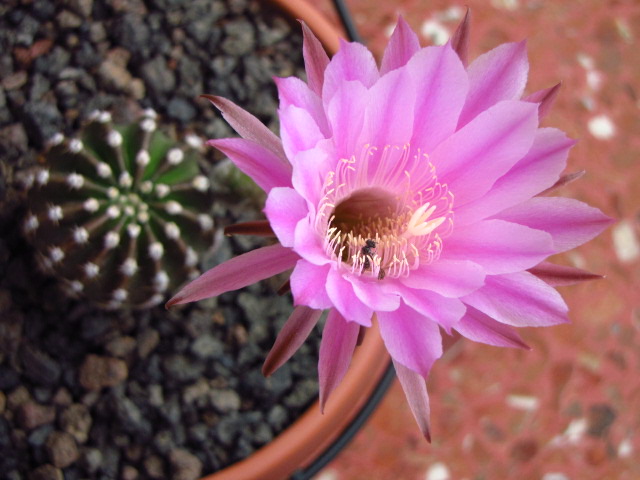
[{"left": 22, "top": 109, "right": 214, "bottom": 309}]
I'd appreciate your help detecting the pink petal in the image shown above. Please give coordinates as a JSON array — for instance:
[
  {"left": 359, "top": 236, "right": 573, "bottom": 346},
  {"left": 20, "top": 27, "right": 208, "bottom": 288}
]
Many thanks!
[
  {"left": 279, "top": 104, "right": 325, "bottom": 160},
  {"left": 293, "top": 212, "right": 331, "bottom": 266},
  {"left": 363, "top": 66, "right": 415, "bottom": 148},
  {"left": 463, "top": 271, "right": 569, "bottom": 327},
  {"left": 290, "top": 144, "right": 334, "bottom": 206},
  {"left": 407, "top": 44, "right": 468, "bottom": 152},
  {"left": 458, "top": 41, "right": 529, "bottom": 127},
  {"left": 326, "top": 268, "right": 374, "bottom": 326},
  {"left": 263, "top": 305, "right": 322, "bottom": 376},
  {"left": 541, "top": 170, "right": 585, "bottom": 194},
  {"left": 275, "top": 76, "right": 330, "bottom": 137},
  {"left": 401, "top": 259, "right": 486, "bottom": 298},
  {"left": 301, "top": 21, "right": 330, "bottom": 97},
  {"left": 528, "top": 261, "right": 603, "bottom": 286},
  {"left": 394, "top": 286, "right": 466, "bottom": 334},
  {"left": 524, "top": 82, "right": 561, "bottom": 120},
  {"left": 443, "top": 219, "right": 555, "bottom": 274},
  {"left": 450, "top": 8, "right": 471, "bottom": 66},
  {"left": 326, "top": 80, "right": 368, "bottom": 159},
  {"left": 166, "top": 244, "right": 299, "bottom": 307},
  {"left": 380, "top": 16, "right": 421, "bottom": 75},
  {"left": 322, "top": 39, "right": 379, "bottom": 106},
  {"left": 455, "top": 305, "right": 530, "bottom": 349},
  {"left": 318, "top": 308, "right": 360, "bottom": 412},
  {"left": 393, "top": 359, "right": 432, "bottom": 442},
  {"left": 496, "top": 197, "right": 614, "bottom": 253},
  {"left": 290, "top": 259, "right": 332, "bottom": 309},
  {"left": 264, "top": 187, "right": 308, "bottom": 247},
  {"left": 430, "top": 101, "right": 539, "bottom": 207},
  {"left": 207, "top": 138, "right": 292, "bottom": 193},
  {"left": 378, "top": 302, "right": 442, "bottom": 378},
  {"left": 346, "top": 275, "right": 401, "bottom": 312},
  {"left": 203, "top": 95, "right": 286, "bottom": 162},
  {"left": 455, "top": 127, "right": 574, "bottom": 226}
]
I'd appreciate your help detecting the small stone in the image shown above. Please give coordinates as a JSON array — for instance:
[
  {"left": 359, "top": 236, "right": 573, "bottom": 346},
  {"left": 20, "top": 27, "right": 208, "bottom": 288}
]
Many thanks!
[
  {"left": 162, "top": 354, "right": 203, "bottom": 383},
  {"left": 144, "top": 455, "right": 165, "bottom": 479},
  {"left": 19, "top": 344, "right": 62, "bottom": 387},
  {"left": 105, "top": 336, "right": 136, "bottom": 357},
  {"left": 51, "top": 387, "right": 73, "bottom": 407},
  {"left": 7, "top": 385, "right": 31, "bottom": 410},
  {"left": 210, "top": 389, "right": 241, "bottom": 414},
  {"left": 27, "top": 423, "right": 54, "bottom": 447},
  {"left": 112, "top": 395, "right": 151, "bottom": 437},
  {"left": 222, "top": 19, "right": 255, "bottom": 56},
  {"left": 190, "top": 334, "right": 224, "bottom": 359},
  {"left": 78, "top": 354, "right": 128, "bottom": 391},
  {"left": 29, "top": 464, "right": 64, "bottom": 480},
  {"left": 68, "top": 0, "right": 93, "bottom": 17},
  {"left": 141, "top": 56, "right": 175, "bottom": 95},
  {"left": 18, "top": 401, "right": 56, "bottom": 430},
  {"left": 46, "top": 431, "right": 80, "bottom": 468},
  {"left": 121, "top": 465, "right": 139, "bottom": 480},
  {"left": 57, "top": 10, "right": 83, "bottom": 29},
  {"left": 169, "top": 448, "right": 202, "bottom": 480},
  {"left": 80, "top": 447, "right": 103, "bottom": 473},
  {"left": 2, "top": 71, "right": 28, "bottom": 90},
  {"left": 0, "top": 391, "right": 5, "bottom": 414},
  {"left": 167, "top": 97, "right": 196, "bottom": 123},
  {"left": 136, "top": 328, "right": 159, "bottom": 358},
  {"left": 60, "top": 404, "right": 92, "bottom": 443}
]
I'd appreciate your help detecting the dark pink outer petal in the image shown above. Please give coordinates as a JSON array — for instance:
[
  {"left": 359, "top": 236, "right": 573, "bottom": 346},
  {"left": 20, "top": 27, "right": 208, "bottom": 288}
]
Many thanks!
[
  {"left": 263, "top": 305, "right": 322, "bottom": 377},
  {"left": 401, "top": 259, "right": 485, "bottom": 298},
  {"left": 455, "top": 305, "right": 530, "bottom": 349},
  {"left": 462, "top": 271, "right": 569, "bottom": 327},
  {"left": 429, "top": 101, "right": 539, "bottom": 208},
  {"left": 326, "top": 268, "right": 374, "bottom": 326},
  {"left": 290, "top": 259, "right": 333, "bottom": 309},
  {"left": 496, "top": 197, "right": 614, "bottom": 253},
  {"left": 322, "top": 39, "right": 379, "bottom": 107},
  {"left": 380, "top": 16, "right": 421, "bottom": 75},
  {"left": 203, "top": 95, "right": 287, "bottom": 163},
  {"left": 275, "top": 76, "right": 330, "bottom": 137},
  {"left": 455, "top": 127, "right": 574, "bottom": 226},
  {"left": 319, "top": 308, "right": 360, "bottom": 413},
  {"left": 393, "top": 359, "right": 432, "bottom": 442},
  {"left": 264, "top": 187, "right": 308, "bottom": 247},
  {"left": 208, "top": 138, "right": 292, "bottom": 193},
  {"left": 301, "top": 21, "right": 330, "bottom": 97},
  {"left": 443, "top": 219, "right": 555, "bottom": 275},
  {"left": 407, "top": 45, "right": 468, "bottom": 153},
  {"left": 378, "top": 302, "right": 443, "bottom": 378},
  {"left": 450, "top": 8, "right": 471, "bottom": 67},
  {"left": 165, "top": 244, "right": 299, "bottom": 307},
  {"left": 457, "top": 41, "right": 529, "bottom": 128},
  {"left": 528, "top": 261, "right": 603, "bottom": 286},
  {"left": 524, "top": 83, "right": 561, "bottom": 120}
]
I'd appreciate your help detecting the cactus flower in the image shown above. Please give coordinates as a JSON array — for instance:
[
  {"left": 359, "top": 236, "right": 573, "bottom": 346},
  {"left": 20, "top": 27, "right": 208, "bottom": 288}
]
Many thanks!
[{"left": 167, "top": 15, "right": 612, "bottom": 440}]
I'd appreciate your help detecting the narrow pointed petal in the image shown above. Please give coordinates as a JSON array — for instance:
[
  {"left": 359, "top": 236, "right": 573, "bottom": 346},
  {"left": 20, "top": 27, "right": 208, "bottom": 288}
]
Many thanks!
[
  {"left": 455, "top": 306, "right": 530, "bottom": 349},
  {"left": 524, "top": 82, "right": 561, "bottom": 119},
  {"left": 202, "top": 95, "right": 286, "bottom": 162},
  {"left": 458, "top": 41, "right": 529, "bottom": 127},
  {"left": 497, "top": 197, "right": 614, "bottom": 253},
  {"left": 166, "top": 245, "right": 298, "bottom": 308},
  {"left": 378, "top": 302, "right": 442, "bottom": 378},
  {"left": 408, "top": 45, "right": 468, "bottom": 152},
  {"left": 450, "top": 8, "right": 471, "bottom": 66},
  {"left": 443, "top": 219, "right": 555, "bottom": 275},
  {"left": 528, "top": 261, "right": 604, "bottom": 286},
  {"left": 430, "top": 101, "right": 539, "bottom": 207},
  {"left": 541, "top": 170, "right": 585, "bottom": 194},
  {"left": 301, "top": 21, "right": 330, "bottom": 97},
  {"left": 224, "top": 221, "right": 275, "bottom": 237},
  {"left": 263, "top": 306, "right": 322, "bottom": 376},
  {"left": 393, "top": 359, "right": 431, "bottom": 442},
  {"left": 455, "top": 127, "right": 574, "bottom": 225},
  {"left": 463, "top": 271, "right": 569, "bottom": 327},
  {"left": 401, "top": 259, "right": 485, "bottom": 298},
  {"left": 380, "top": 16, "right": 421, "bottom": 75},
  {"left": 208, "top": 138, "right": 292, "bottom": 193},
  {"left": 318, "top": 309, "right": 360, "bottom": 413},
  {"left": 326, "top": 268, "right": 374, "bottom": 326},
  {"left": 290, "top": 260, "right": 332, "bottom": 309},
  {"left": 264, "top": 187, "right": 308, "bottom": 247}
]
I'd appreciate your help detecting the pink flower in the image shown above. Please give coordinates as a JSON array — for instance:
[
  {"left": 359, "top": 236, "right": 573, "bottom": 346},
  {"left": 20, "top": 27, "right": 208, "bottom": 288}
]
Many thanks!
[{"left": 167, "top": 14, "right": 612, "bottom": 441}]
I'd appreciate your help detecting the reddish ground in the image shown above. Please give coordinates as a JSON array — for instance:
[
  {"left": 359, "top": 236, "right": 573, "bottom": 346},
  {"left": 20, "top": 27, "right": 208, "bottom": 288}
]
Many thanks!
[{"left": 313, "top": 1, "right": 640, "bottom": 479}]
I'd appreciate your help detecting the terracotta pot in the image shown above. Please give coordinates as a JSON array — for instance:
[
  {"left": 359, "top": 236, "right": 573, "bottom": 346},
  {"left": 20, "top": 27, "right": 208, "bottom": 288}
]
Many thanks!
[{"left": 199, "top": 3, "right": 393, "bottom": 479}]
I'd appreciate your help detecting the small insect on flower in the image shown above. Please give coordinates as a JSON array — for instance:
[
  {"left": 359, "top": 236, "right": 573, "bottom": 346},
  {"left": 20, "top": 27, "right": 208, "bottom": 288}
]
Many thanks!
[{"left": 361, "top": 239, "right": 376, "bottom": 270}]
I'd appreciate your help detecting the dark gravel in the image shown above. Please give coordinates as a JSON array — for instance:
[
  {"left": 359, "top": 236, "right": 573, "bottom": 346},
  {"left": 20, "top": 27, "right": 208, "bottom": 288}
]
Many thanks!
[{"left": 0, "top": 0, "right": 321, "bottom": 478}]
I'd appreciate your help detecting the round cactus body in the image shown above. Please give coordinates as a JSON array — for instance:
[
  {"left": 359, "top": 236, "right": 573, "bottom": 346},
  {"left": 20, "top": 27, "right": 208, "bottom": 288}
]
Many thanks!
[{"left": 23, "top": 109, "right": 214, "bottom": 309}]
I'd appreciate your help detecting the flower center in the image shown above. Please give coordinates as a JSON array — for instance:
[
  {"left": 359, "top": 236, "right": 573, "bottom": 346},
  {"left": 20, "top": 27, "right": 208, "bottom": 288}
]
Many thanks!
[{"left": 316, "top": 144, "right": 453, "bottom": 279}]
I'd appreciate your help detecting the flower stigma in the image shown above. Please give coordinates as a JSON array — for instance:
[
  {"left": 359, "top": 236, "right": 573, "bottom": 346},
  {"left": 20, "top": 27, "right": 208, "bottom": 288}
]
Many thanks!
[{"left": 316, "top": 144, "right": 454, "bottom": 279}]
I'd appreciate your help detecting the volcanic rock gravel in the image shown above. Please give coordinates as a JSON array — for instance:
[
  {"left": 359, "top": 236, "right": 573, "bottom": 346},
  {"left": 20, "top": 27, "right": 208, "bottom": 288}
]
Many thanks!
[{"left": 0, "top": 0, "right": 322, "bottom": 478}]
